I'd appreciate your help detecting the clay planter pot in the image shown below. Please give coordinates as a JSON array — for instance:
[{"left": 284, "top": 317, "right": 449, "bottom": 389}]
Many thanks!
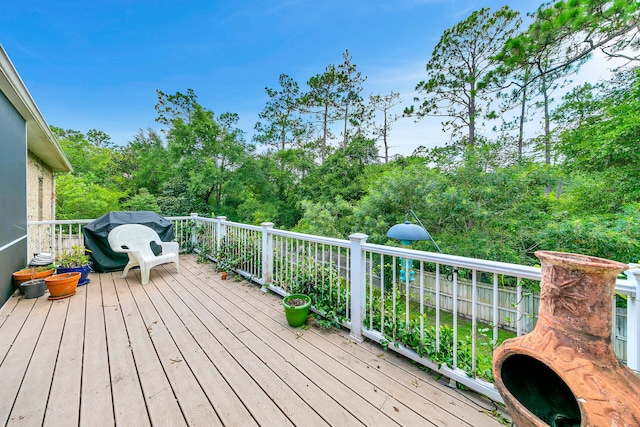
[
  {"left": 56, "top": 263, "right": 92, "bottom": 286},
  {"left": 282, "top": 294, "right": 311, "bottom": 327},
  {"left": 20, "top": 279, "right": 47, "bottom": 299},
  {"left": 12, "top": 268, "right": 55, "bottom": 289},
  {"left": 45, "top": 272, "right": 81, "bottom": 300},
  {"left": 493, "top": 251, "right": 640, "bottom": 426}
]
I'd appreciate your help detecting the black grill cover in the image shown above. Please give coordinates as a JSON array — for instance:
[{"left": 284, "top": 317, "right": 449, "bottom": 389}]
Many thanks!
[{"left": 83, "top": 211, "right": 175, "bottom": 273}]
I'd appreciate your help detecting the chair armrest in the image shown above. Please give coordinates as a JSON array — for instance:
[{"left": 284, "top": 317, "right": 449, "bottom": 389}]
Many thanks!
[
  {"left": 159, "top": 241, "right": 179, "bottom": 255},
  {"left": 111, "top": 245, "right": 132, "bottom": 254}
]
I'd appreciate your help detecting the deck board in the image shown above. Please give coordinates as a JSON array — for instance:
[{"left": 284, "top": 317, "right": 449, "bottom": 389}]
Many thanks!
[
  {"left": 44, "top": 285, "right": 85, "bottom": 427},
  {"left": 79, "top": 273, "right": 114, "bottom": 426},
  {"left": 101, "top": 273, "right": 151, "bottom": 426},
  {"left": 0, "top": 255, "right": 509, "bottom": 427},
  {"left": 0, "top": 297, "right": 52, "bottom": 425}
]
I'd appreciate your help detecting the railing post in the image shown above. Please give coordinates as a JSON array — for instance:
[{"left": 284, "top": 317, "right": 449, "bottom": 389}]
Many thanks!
[
  {"left": 215, "top": 216, "right": 227, "bottom": 256},
  {"left": 348, "top": 233, "right": 368, "bottom": 343},
  {"left": 625, "top": 267, "right": 640, "bottom": 372},
  {"left": 260, "top": 222, "right": 274, "bottom": 291},
  {"left": 190, "top": 213, "right": 199, "bottom": 248}
]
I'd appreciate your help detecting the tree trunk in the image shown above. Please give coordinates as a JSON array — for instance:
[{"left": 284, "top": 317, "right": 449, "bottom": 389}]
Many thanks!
[
  {"left": 542, "top": 75, "right": 551, "bottom": 165},
  {"left": 468, "top": 83, "right": 476, "bottom": 147},
  {"left": 322, "top": 103, "right": 328, "bottom": 160},
  {"left": 518, "top": 84, "right": 527, "bottom": 162},
  {"left": 383, "top": 110, "right": 389, "bottom": 163},
  {"left": 556, "top": 181, "right": 563, "bottom": 199},
  {"left": 343, "top": 99, "right": 349, "bottom": 149}
]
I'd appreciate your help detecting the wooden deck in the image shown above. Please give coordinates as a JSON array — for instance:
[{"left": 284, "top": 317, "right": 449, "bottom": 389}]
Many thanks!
[{"left": 0, "top": 255, "right": 509, "bottom": 426}]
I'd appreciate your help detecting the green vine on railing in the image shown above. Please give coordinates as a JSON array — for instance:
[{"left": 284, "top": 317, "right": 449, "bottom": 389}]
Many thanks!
[
  {"left": 285, "top": 255, "right": 348, "bottom": 329},
  {"left": 367, "top": 287, "right": 495, "bottom": 382}
]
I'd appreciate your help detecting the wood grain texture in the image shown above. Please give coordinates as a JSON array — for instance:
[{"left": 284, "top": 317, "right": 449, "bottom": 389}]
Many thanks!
[{"left": 0, "top": 255, "right": 507, "bottom": 427}]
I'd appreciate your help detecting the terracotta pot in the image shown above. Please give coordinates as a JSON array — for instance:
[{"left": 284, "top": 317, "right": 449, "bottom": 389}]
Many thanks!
[
  {"left": 56, "top": 263, "right": 92, "bottom": 286},
  {"left": 12, "top": 268, "right": 55, "bottom": 288},
  {"left": 45, "top": 272, "right": 81, "bottom": 299},
  {"left": 493, "top": 251, "right": 640, "bottom": 426},
  {"left": 221, "top": 272, "right": 228, "bottom": 280}
]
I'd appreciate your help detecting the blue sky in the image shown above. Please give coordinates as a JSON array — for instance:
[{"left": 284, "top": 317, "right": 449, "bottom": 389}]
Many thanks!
[{"left": 2, "top": 0, "right": 574, "bottom": 155}]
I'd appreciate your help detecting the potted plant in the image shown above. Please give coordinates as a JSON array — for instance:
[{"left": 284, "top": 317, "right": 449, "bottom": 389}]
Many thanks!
[
  {"left": 20, "top": 278, "right": 47, "bottom": 299},
  {"left": 45, "top": 272, "right": 81, "bottom": 299},
  {"left": 12, "top": 265, "right": 55, "bottom": 288},
  {"left": 282, "top": 294, "right": 312, "bottom": 327},
  {"left": 56, "top": 246, "right": 92, "bottom": 286}
]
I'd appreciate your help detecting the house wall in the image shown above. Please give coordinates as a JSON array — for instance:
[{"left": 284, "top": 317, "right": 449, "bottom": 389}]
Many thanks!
[
  {"left": 27, "top": 151, "right": 55, "bottom": 222},
  {"left": 0, "top": 89, "right": 28, "bottom": 305}
]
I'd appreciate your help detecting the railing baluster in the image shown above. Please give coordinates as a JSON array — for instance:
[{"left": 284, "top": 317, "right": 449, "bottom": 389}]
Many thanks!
[
  {"left": 493, "top": 273, "right": 499, "bottom": 348},
  {"left": 471, "top": 269, "right": 477, "bottom": 376},
  {"left": 436, "top": 263, "right": 440, "bottom": 353},
  {"left": 452, "top": 269, "right": 458, "bottom": 372}
]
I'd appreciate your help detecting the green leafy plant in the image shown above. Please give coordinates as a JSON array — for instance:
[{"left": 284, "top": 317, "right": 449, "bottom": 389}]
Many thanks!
[
  {"left": 57, "top": 245, "right": 91, "bottom": 267},
  {"left": 283, "top": 255, "right": 348, "bottom": 329},
  {"left": 367, "top": 286, "right": 497, "bottom": 382}
]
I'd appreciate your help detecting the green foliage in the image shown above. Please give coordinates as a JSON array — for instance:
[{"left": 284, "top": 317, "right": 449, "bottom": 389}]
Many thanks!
[
  {"left": 122, "top": 188, "right": 159, "bottom": 212},
  {"left": 56, "top": 245, "right": 91, "bottom": 267},
  {"left": 409, "top": 6, "right": 521, "bottom": 146},
  {"left": 52, "top": 126, "right": 117, "bottom": 187},
  {"left": 555, "top": 68, "right": 640, "bottom": 209},
  {"left": 536, "top": 205, "right": 640, "bottom": 263},
  {"left": 48, "top": 42, "right": 639, "bottom": 272},
  {"left": 500, "top": 0, "right": 639, "bottom": 79},
  {"left": 56, "top": 174, "right": 123, "bottom": 219},
  {"left": 294, "top": 197, "right": 354, "bottom": 239},
  {"left": 284, "top": 256, "right": 348, "bottom": 329},
  {"left": 115, "top": 129, "right": 171, "bottom": 195},
  {"left": 367, "top": 287, "right": 496, "bottom": 381},
  {"left": 253, "top": 74, "right": 309, "bottom": 151},
  {"left": 300, "top": 137, "right": 378, "bottom": 204}
]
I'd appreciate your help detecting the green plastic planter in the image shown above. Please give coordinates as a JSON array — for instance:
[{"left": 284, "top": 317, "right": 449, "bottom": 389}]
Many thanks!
[{"left": 282, "top": 294, "right": 311, "bottom": 327}]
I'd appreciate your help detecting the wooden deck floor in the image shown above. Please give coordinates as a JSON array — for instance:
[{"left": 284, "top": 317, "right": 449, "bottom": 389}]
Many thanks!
[{"left": 0, "top": 255, "right": 510, "bottom": 426}]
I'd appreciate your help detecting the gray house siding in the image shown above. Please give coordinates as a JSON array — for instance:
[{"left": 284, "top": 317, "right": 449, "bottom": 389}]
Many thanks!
[{"left": 0, "top": 89, "right": 28, "bottom": 304}]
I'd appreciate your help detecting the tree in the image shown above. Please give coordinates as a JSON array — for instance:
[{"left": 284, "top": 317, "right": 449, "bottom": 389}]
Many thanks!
[
  {"left": 155, "top": 88, "right": 199, "bottom": 127},
  {"left": 370, "top": 91, "right": 402, "bottom": 163},
  {"left": 501, "top": 0, "right": 639, "bottom": 85},
  {"left": 407, "top": 6, "right": 520, "bottom": 147},
  {"left": 115, "top": 128, "right": 170, "bottom": 195},
  {"left": 302, "top": 64, "right": 342, "bottom": 160},
  {"left": 52, "top": 126, "right": 117, "bottom": 187},
  {"left": 253, "top": 74, "right": 308, "bottom": 151},
  {"left": 122, "top": 188, "right": 160, "bottom": 212},
  {"left": 56, "top": 174, "right": 123, "bottom": 219},
  {"left": 158, "top": 90, "right": 250, "bottom": 209},
  {"left": 337, "top": 49, "right": 367, "bottom": 148},
  {"left": 553, "top": 67, "right": 640, "bottom": 211},
  {"left": 300, "top": 136, "right": 378, "bottom": 203}
]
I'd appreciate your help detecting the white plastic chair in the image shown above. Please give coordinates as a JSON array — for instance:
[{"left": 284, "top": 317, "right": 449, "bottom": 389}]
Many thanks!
[{"left": 107, "top": 224, "right": 180, "bottom": 284}]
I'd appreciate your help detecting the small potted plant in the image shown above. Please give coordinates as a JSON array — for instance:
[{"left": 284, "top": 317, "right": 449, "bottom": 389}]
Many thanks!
[
  {"left": 20, "top": 277, "right": 48, "bottom": 299},
  {"left": 282, "top": 294, "right": 312, "bottom": 327},
  {"left": 56, "top": 246, "right": 92, "bottom": 286},
  {"left": 12, "top": 265, "right": 55, "bottom": 288},
  {"left": 45, "top": 271, "right": 81, "bottom": 299}
]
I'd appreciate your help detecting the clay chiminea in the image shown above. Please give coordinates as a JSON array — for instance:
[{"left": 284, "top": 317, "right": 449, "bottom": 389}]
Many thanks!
[{"left": 493, "top": 251, "right": 640, "bottom": 427}]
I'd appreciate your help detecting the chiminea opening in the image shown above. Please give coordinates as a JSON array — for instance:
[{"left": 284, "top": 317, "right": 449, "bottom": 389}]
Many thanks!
[{"left": 501, "top": 354, "right": 581, "bottom": 427}]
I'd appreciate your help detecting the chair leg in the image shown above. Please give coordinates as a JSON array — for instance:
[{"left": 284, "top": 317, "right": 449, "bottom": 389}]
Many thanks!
[
  {"left": 122, "top": 261, "right": 135, "bottom": 279},
  {"left": 141, "top": 265, "right": 150, "bottom": 285}
]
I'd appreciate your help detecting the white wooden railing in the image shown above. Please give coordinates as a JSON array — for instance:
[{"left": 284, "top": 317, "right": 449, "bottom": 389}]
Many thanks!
[{"left": 27, "top": 214, "right": 640, "bottom": 404}]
